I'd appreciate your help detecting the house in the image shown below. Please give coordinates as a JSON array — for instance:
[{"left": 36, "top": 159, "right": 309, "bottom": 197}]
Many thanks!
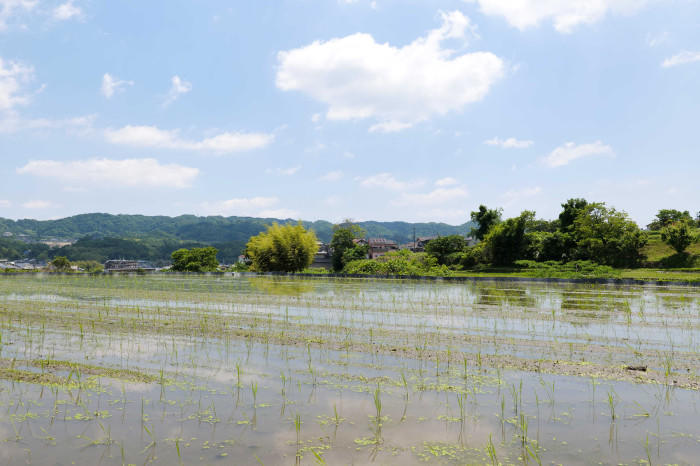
[
  {"left": 0, "top": 261, "right": 18, "bottom": 270},
  {"left": 13, "top": 260, "right": 42, "bottom": 270},
  {"left": 104, "top": 260, "right": 156, "bottom": 272},
  {"left": 0, "top": 260, "right": 37, "bottom": 270},
  {"left": 367, "top": 238, "right": 398, "bottom": 259},
  {"left": 310, "top": 242, "right": 332, "bottom": 269},
  {"left": 413, "top": 236, "right": 438, "bottom": 252}
]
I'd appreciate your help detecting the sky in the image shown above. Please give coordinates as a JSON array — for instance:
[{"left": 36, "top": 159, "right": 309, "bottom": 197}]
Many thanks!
[{"left": 0, "top": 0, "right": 698, "bottom": 226}]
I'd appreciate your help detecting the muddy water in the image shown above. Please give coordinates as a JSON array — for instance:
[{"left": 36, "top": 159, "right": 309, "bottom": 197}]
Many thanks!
[{"left": 0, "top": 274, "right": 698, "bottom": 464}]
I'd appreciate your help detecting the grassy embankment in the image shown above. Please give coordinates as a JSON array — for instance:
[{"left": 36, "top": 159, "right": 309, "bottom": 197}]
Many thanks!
[{"left": 451, "top": 232, "right": 700, "bottom": 282}]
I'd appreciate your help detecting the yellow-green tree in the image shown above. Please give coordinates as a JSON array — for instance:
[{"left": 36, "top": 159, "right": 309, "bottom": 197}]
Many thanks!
[
  {"left": 246, "top": 222, "right": 319, "bottom": 272},
  {"left": 661, "top": 220, "right": 697, "bottom": 254}
]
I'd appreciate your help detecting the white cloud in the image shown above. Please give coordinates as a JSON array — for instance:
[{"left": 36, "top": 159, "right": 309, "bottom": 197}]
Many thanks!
[
  {"left": 357, "top": 172, "right": 423, "bottom": 191},
  {"left": 661, "top": 51, "right": 700, "bottom": 68},
  {"left": 267, "top": 166, "right": 301, "bottom": 176},
  {"left": 484, "top": 136, "right": 533, "bottom": 149},
  {"left": 104, "top": 125, "right": 273, "bottom": 154},
  {"left": 0, "top": 0, "right": 36, "bottom": 31},
  {"left": 435, "top": 177, "right": 458, "bottom": 187},
  {"left": 101, "top": 73, "right": 133, "bottom": 98},
  {"left": 319, "top": 170, "right": 343, "bottom": 182},
  {"left": 0, "top": 199, "right": 10, "bottom": 207},
  {"left": 52, "top": 0, "right": 81, "bottom": 21},
  {"left": 0, "top": 57, "right": 93, "bottom": 135},
  {"left": 163, "top": 75, "right": 191, "bottom": 106},
  {"left": 311, "top": 113, "right": 322, "bottom": 123},
  {"left": 17, "top": 158, "right": 199, "bottom": 188},
  {"left": 0, "top": 113, "right": 94, "bottom": 133},
  {"left": 543, "top": 141, "right": 614, "bottom": 167},
  {"left": 22, "top": 200, "right": 52, "bottom": 209},
  {"left": 467, "top": 0, "right": 647, "bottom": 33},
  {"left": 200, "top": 197, "right": 298, "bottom": 218},
  {"left": 369, "top": 121, "right": 413, "bottom": 134},
  {"left": 646, "top": 31, "right": 669, "bottom": 48},
  {"left": 0, "top": 56, "right": 33, "bottom": 111},
  {"left": 392, "top": 186, "right": 469, "bottom": 206},
  {"left": 276, "top": 10, "right": 503, "bottom": 131}
]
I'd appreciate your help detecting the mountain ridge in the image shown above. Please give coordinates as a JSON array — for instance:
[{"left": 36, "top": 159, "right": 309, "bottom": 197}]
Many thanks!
[{"left": 0, "top": 213, "right": 474, "bottom": 264}]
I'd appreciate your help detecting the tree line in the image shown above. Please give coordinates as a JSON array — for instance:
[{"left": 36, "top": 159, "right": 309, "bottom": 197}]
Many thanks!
[
  {"left": 201, "top": 199, "right": 697, "bottom": 275},
  {"left": 16, "top": 200, "right": 695, "bottom": 275}
]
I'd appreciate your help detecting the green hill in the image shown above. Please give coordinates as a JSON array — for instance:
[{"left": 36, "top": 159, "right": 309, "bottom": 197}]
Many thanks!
[{"left": 0, "top": 213, "right": 473, "bottom": 265}]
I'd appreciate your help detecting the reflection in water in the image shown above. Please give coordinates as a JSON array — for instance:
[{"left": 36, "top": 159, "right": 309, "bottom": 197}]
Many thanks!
[
  {"left": 0, "top": 274, "right": 697, "bottom": 464},
  {"left": 249, "top": 276, "right": 317, "bottom": 296}
]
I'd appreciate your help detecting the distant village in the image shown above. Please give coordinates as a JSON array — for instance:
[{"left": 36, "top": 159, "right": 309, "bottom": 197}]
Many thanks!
[
  {"left": 1, "top": 229, "right": 475, "bottom": 272},
  {"left": 310, "top": 235, "right": 476, "bottom": 269}
]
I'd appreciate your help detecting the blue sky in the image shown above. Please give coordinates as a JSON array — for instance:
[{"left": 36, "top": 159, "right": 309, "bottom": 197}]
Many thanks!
[{"left": 0, "top": 0, "right": 698, "bottom": 225}]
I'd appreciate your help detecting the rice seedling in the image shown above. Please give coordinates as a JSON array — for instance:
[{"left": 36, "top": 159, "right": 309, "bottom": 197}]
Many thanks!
[
  {"left": 373, "top": 384, "right": 383, "bottom": 423},
  {"left": 607, "top": 390, "right": 617, "bottom": 421},
  {"left": 485, "top": 435, "right": 498, "bottom": 466},
  {"left": 0, "top": 274, "right": 696, "bottom": 465}
]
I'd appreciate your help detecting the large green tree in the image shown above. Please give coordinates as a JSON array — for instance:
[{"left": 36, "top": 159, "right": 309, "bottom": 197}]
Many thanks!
[
  {"left": 660, "top": 220, "right": 697, "bottom": 254},
  {"left": 424, "top": 235, "right": 467, "bottom": 265},
  {"left": 483, "top": 211, "right": 535, "bottom": 266},
  {"left": 330, "top": 221, "right": 366, "bottom": 272},
  {"left": 171, "top": 247, "right": 219, "bottom": 272},
  {"left": 648, "top": 209, "right": 694, "bottom": 231},
  {"left": 558, "top": 198, "right": 588, "bottom": 232},
  {"left": 571, "top": 203, "right": 647, "bottom": 267},
  {"left": 50, "top": 256, "right": 72, "bottom": 272},
  {"left": 246, "top": 223, "right": 318, "bottom": 273},
  {"left": 470, "top": 205, "right": 502, "bottom": 241}
]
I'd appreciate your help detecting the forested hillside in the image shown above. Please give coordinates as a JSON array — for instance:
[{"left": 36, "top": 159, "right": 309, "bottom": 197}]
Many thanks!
[{"left": 0, "top": 214, "right": 472, "bottom": 264}]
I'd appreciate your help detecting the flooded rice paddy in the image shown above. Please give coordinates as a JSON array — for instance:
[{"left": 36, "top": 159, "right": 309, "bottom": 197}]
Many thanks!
[{"left": 0, "top": 274, "right": 698, "bottom": 465}]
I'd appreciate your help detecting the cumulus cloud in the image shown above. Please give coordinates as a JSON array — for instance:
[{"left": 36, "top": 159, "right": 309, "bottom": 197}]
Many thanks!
[
  {"left": 0, "top": 113, "right": 94, "bottom": 133},
  {"left": 0, "top": 56, "right": 34, "bottom": 111},
  {"left": 435, "top": 177, "right": 458, "bottom": 186},
  {"left": 319, "top": 170, "right": 343, "bottom": 181},
  {"left": 101, "top": 73, "right": 133, "bottom": 98},
  {"left": 0, "top": 0, "right": 36, "bottom": 31},
  {"left": 484, "top": 137, "right": 533, "bottom": 149},
  {"left": 661, "top": 51, "right": 700, "bottom": 68},
  {"left": 52, "top": 0, "right": 81, "bottom": 21},
  {"left": 357, "top": 172, "right": 424, "bottom": 191},
  {"left": 200, "top": 197, "right": 297, "bottom": 218},
  {"left": 0, "top": 57, "right": 94, "bottom": 134},
  {"left": 392, "top": 186, "right": 469, "bottom": 206},
  {"left": 276, "top": 10, "right": 504, "bottom": 131},
  {"left": 104, "top": 125, "right": 273, "bottom": 154},
  {"left": 17, "top": 158, "right": 199, "bottom": 188},
  {"left": 543, "top": 141, "right": 614, "bottom": 167},
  {"left": 163, "top": 75, "right": 191, "bottom": 106},
  {"left": 466, "top": 0, "right": 648, "bottom": 33}
]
